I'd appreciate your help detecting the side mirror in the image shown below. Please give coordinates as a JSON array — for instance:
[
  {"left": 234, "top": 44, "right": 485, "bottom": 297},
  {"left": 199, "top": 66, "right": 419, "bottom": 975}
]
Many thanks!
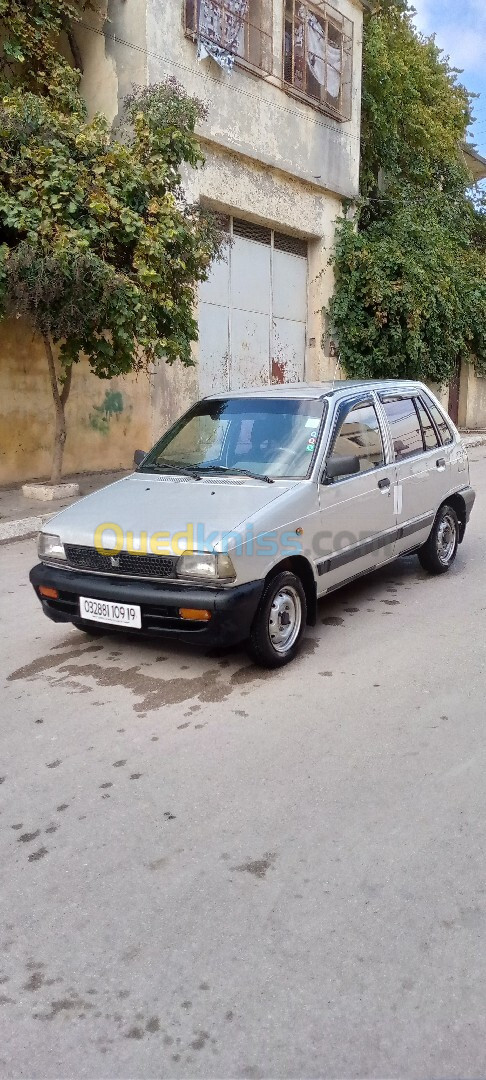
[
  {"left": 323, "top": 454, "right": 360, "bottom": 483},
  {"left": 133, "top": 449, "right": 146, "bottom": 467}
]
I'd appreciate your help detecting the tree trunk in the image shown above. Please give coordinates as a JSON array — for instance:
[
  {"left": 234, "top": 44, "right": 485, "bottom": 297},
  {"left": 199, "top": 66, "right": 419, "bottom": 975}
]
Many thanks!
[{"left": 43, "top": 335, "right": 73, "bottom": 485}]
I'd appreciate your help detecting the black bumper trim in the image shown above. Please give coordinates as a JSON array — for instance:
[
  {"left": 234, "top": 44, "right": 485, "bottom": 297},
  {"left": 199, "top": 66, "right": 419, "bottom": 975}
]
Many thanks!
[
  {"left": 457, "top": 484, "right": 476, "bottom": 523},
  {"left": 30, "top": 563, "right": 264, "bottom": 647},
  {"left": 316, "top": 514, "right": 433, "bottom": 576}
]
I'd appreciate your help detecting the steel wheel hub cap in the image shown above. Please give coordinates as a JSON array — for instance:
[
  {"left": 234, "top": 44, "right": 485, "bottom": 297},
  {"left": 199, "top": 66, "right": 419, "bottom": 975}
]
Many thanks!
[
  {"left": 268, "top": 586, "right": 302, "bottom": 654},
  {"left": 437, "top": 512, "right": 456, "bottom": 564}
]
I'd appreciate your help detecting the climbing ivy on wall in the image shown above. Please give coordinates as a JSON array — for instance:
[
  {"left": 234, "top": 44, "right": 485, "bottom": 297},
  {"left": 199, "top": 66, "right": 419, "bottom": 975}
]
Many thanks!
[{"left": 0, "top": 0, "right": 84, "bottom": 112}]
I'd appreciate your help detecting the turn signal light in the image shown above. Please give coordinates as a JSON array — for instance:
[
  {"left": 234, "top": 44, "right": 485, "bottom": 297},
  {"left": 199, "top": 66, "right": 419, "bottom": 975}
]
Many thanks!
[
  {"left": 179, "top": 608, "right": 212, "bottom": 622},
  {"left": 39, "top": 586, "right": 59, "bottom": 600}
]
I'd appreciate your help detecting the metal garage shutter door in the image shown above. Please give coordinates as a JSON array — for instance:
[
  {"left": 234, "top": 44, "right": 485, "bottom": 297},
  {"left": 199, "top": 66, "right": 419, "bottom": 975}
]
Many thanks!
[{"left": 198, "top": 218, "right": 307, "bottom": 395}]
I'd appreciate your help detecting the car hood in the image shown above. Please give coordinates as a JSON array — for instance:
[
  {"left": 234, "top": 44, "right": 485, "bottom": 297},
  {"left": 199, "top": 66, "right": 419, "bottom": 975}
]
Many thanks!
[{"left": 45, "top": 472, "right": 297, "bottom": 551}]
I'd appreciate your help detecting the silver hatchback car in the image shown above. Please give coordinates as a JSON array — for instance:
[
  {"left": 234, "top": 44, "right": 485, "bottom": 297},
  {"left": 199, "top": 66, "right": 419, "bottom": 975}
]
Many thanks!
[{"left": 31, "top": 380, "right": 475, "bottom": 667}]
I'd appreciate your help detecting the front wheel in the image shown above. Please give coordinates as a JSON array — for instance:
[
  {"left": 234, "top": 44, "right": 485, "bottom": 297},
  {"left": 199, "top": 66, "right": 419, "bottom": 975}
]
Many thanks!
[
  {"left": 418, "top": 504, "right": 459, "bottom": 574},
  {"left": 248, "top": 571, "right": 307, "bottom": 668}
]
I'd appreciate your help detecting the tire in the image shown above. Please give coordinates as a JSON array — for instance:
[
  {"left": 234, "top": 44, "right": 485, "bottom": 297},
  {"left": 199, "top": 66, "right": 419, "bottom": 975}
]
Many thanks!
[
  {"left": 418, "top": 503, "right": 459, "bottom": 574},
  {"left": 72, "top": 619, "right": 106, "bottom": 636},
  {"left": 248, "top": 571, "right": 307, "bottom": 668}
]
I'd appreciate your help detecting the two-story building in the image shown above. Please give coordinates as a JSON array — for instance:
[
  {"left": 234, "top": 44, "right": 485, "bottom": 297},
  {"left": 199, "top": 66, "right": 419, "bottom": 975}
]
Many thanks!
[
  {"left": 1, "top": 0, "right": 365, "bottom": 484},
  {"left": 76, "top": 0, "right": 364, "bottom": 432}
]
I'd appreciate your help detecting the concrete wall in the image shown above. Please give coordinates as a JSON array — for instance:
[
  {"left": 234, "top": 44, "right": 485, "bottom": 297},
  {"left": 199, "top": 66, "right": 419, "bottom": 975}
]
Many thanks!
[
  {"left": 458, "top": 364, "right": 486, "bottom": 430},
  {"left": 76, "top": 1, "right": 147, "bottom": 122},
  {"left": 146, "top": 0, "right": 362, "bottom": 200},
  {"left": 0, "top": 321, "right": 154, "bottom": 485}
]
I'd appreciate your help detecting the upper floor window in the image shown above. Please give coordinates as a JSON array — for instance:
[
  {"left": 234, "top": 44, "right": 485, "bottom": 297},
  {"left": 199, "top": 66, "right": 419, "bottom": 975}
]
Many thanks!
[
  {"left": 184, "top": 0, "right": 273, "bottom": 74},
  {"left": 283, "top": 0, "right": 353, "bottom": 121}
]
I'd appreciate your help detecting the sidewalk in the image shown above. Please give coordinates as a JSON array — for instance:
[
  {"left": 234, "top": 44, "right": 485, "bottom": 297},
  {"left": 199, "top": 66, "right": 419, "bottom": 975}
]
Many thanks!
[
  {"left": 461, "top": 432, "right": 486, "bottom": 448},
  {"left": 0, "top": 469, "right": 128, "bottom": 543},
  {"left": 1, "top": 433, "right": 486, "bottom": 544}
]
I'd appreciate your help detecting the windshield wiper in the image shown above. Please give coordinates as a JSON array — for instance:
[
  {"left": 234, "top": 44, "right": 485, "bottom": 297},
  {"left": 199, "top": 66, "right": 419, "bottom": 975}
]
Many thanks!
[
  {"left": 193, "top": 465, "right": 274, "bottom": 485},
  {"left": 138, "top": 462, "right": 202, "bottom": 479}
]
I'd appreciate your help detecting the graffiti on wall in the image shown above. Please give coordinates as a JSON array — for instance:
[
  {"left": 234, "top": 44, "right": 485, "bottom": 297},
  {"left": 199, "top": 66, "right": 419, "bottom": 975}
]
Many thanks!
[{"left": 88, "top": 390, "right": 127, "bottom": 435}]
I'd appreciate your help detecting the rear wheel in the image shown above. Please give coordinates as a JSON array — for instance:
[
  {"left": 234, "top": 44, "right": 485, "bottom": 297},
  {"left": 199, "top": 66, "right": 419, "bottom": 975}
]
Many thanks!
[
  {"left": 248, "top": 571, "right": 306, "bottom": 668},
  {"left": 418, "top": 504, "right": 459, "bottom": 574}
]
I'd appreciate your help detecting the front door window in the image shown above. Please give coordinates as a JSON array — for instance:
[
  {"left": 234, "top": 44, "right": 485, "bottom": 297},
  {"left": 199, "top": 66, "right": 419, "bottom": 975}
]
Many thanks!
[{"left": 329, "top": 401, "right": 385, "bottom": 477}]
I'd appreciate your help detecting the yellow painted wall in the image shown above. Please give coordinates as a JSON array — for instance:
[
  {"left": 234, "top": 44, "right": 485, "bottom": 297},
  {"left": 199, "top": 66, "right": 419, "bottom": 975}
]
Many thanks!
[{"left": 0, "top": 319, "right": 152, "bottom": 485}]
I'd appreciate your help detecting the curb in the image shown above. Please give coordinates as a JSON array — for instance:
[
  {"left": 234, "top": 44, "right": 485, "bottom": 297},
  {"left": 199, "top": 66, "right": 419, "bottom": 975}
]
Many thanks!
[
  {"left": 462, "top": 435, "right": 486, "bottom": 449},
  {"left": 0, "top": 512, "right": 53, "bottom": 545}
]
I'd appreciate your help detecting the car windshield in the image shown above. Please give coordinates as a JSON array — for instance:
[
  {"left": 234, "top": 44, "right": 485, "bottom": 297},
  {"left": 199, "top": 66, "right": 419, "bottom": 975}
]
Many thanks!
[{"left": 139, "top": 397, "right": 327, "bottom": 479}]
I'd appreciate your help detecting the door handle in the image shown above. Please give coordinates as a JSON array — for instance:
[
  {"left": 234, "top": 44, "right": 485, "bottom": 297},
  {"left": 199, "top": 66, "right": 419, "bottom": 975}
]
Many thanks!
[
  {"left": 436, "top": 458, "right": 446, "bottom": 470},
  {"left": 378, "top": 477, "right": 391, "bottom": 491}
]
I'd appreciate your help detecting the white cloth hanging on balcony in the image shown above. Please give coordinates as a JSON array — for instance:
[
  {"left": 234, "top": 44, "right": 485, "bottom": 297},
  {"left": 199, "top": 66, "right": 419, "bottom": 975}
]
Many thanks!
[
  {"left": 197, "top": 0, "right": 249, "bottom": 71},
  {"left": 298, "top": 5, "right": 342, "bottom": 99}
]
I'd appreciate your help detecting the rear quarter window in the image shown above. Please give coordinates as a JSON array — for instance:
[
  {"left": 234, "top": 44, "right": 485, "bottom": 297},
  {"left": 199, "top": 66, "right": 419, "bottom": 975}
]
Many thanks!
[
  {"left": 424, "top": 399, "right": 454, "bottom": 445},
  {"left": 415, "top": 397, "right": 439, "bottom": 450}
]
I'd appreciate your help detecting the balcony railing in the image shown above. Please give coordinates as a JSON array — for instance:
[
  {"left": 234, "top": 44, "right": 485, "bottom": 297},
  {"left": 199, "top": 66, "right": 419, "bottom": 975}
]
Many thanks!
[
  {"left": 283, "top": 0, "right": 353, "bottom": 121},
  {"left": 184, "top": 0, "right": 274, "bottom": 75}
]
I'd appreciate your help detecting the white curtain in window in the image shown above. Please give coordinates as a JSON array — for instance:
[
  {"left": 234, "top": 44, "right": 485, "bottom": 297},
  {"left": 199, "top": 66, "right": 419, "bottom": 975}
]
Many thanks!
[
  {"left": 197, "top": 0, "right": 249, "bottom": 71},
  {"left": 298, "top": 5, "right": 342, "bottom": 99}
]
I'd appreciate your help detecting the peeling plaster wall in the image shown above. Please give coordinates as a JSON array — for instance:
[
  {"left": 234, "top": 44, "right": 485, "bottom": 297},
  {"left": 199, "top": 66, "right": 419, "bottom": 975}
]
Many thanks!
[
  {"left": 75, "top": 0, "right": 147, "bottom": 121},
  {"left": 0, "top": 321, "right": 152, "bottom": 485},
  {"left": 146, "top": 0, "right": 362, "bottom": 199}
]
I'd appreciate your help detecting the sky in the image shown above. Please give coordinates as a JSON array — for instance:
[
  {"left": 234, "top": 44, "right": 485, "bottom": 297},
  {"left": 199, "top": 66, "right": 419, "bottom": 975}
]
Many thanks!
[{"left": 411, "top": 0, "right": 486, "bottom": 159}]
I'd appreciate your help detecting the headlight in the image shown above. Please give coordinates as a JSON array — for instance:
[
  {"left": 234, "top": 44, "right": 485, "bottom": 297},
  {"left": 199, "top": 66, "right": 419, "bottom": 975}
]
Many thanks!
[
  {"left": 176, "top": 551, "right": 236, "bottom": 582},
  {"left": 38, "top": 533, "right": 66, "bottom": 562}
]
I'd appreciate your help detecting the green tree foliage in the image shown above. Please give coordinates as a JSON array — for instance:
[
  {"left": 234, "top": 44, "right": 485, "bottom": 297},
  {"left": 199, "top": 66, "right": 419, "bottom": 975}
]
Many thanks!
[
  {"left": 329, "top": 2, "right": 486, "bottom": 386},
  {"left": 0, "top": 0, "right": 84, "bottom": 112},
  {"left": 0, "top": 4, "right": 223, "bottom": 482}
]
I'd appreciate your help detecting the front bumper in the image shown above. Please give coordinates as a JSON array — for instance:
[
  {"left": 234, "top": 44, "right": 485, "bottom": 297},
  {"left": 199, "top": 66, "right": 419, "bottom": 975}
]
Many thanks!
[{"left": 30, "top": 563, "right": 264, "bottom": 647}]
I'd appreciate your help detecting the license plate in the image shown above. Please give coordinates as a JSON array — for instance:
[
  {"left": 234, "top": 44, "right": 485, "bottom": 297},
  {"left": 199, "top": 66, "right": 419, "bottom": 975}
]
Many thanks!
[{"left": 79, "top": 596, "right": 141, "bottom": 629}]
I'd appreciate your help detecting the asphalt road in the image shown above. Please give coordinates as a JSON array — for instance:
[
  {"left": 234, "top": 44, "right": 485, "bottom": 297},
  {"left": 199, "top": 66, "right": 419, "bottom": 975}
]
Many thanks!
[{"left": 2, "top": 448, "right": 486, "bottom": 1080}]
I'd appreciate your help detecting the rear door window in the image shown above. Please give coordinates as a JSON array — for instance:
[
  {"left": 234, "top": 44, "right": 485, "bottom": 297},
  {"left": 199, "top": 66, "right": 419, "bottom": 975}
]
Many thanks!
[
  {"left": 415, "top": 397, "right": 440, "bottom": 450},
  {"left": 380, "top": 397, "right": 424, "bottom": 460}
]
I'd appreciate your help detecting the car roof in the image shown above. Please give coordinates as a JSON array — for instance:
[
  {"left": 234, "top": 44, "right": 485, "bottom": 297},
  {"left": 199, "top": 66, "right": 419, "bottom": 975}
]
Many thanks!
[{"left": 202, "top": 380, "right": 426, "bottom": 401}]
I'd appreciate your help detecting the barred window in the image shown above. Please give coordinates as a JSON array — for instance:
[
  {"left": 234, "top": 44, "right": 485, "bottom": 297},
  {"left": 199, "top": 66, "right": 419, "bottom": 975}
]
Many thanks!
[
  {"left": 283, "top": 0, "right": 353, "bottom": 121},
  {"left": 184, "top": 0, "right": 273, "bottom": 75}
]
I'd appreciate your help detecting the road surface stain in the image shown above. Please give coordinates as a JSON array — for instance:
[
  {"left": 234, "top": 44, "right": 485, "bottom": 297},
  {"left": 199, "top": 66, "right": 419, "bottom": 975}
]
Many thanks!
[
  {"left": 7, "top": 636, "right": 320, "bottom": 714},
  {"left": 233, "top": 852, "right": 277, "bottom": 879}
]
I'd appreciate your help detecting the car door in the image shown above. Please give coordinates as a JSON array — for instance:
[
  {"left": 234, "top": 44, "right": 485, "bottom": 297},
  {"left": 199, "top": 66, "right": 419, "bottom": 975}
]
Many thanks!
[
  {"left": 314, "top": 395, "right": 398, "bottom": 595},
  {"left": 377, "top": 392, "right": 453, "bottom": 555}
]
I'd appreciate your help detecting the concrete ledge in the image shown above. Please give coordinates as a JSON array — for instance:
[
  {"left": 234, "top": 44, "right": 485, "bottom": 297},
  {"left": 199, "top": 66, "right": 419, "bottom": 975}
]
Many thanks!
[
  {"left": 461, "top": 433, "right": 486, "bottom": 448},
  {"left": 21, "top": 482, "right": 80, "bottom": 502},
  {"left": 0, "top": 514, "right": 52, "bottom": 544}
]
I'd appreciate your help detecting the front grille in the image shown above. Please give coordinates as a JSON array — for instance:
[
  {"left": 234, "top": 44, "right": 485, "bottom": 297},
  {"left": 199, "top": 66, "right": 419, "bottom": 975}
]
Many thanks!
[{"left": 64, "top": 544, "right": 177, "bottom": 579}]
